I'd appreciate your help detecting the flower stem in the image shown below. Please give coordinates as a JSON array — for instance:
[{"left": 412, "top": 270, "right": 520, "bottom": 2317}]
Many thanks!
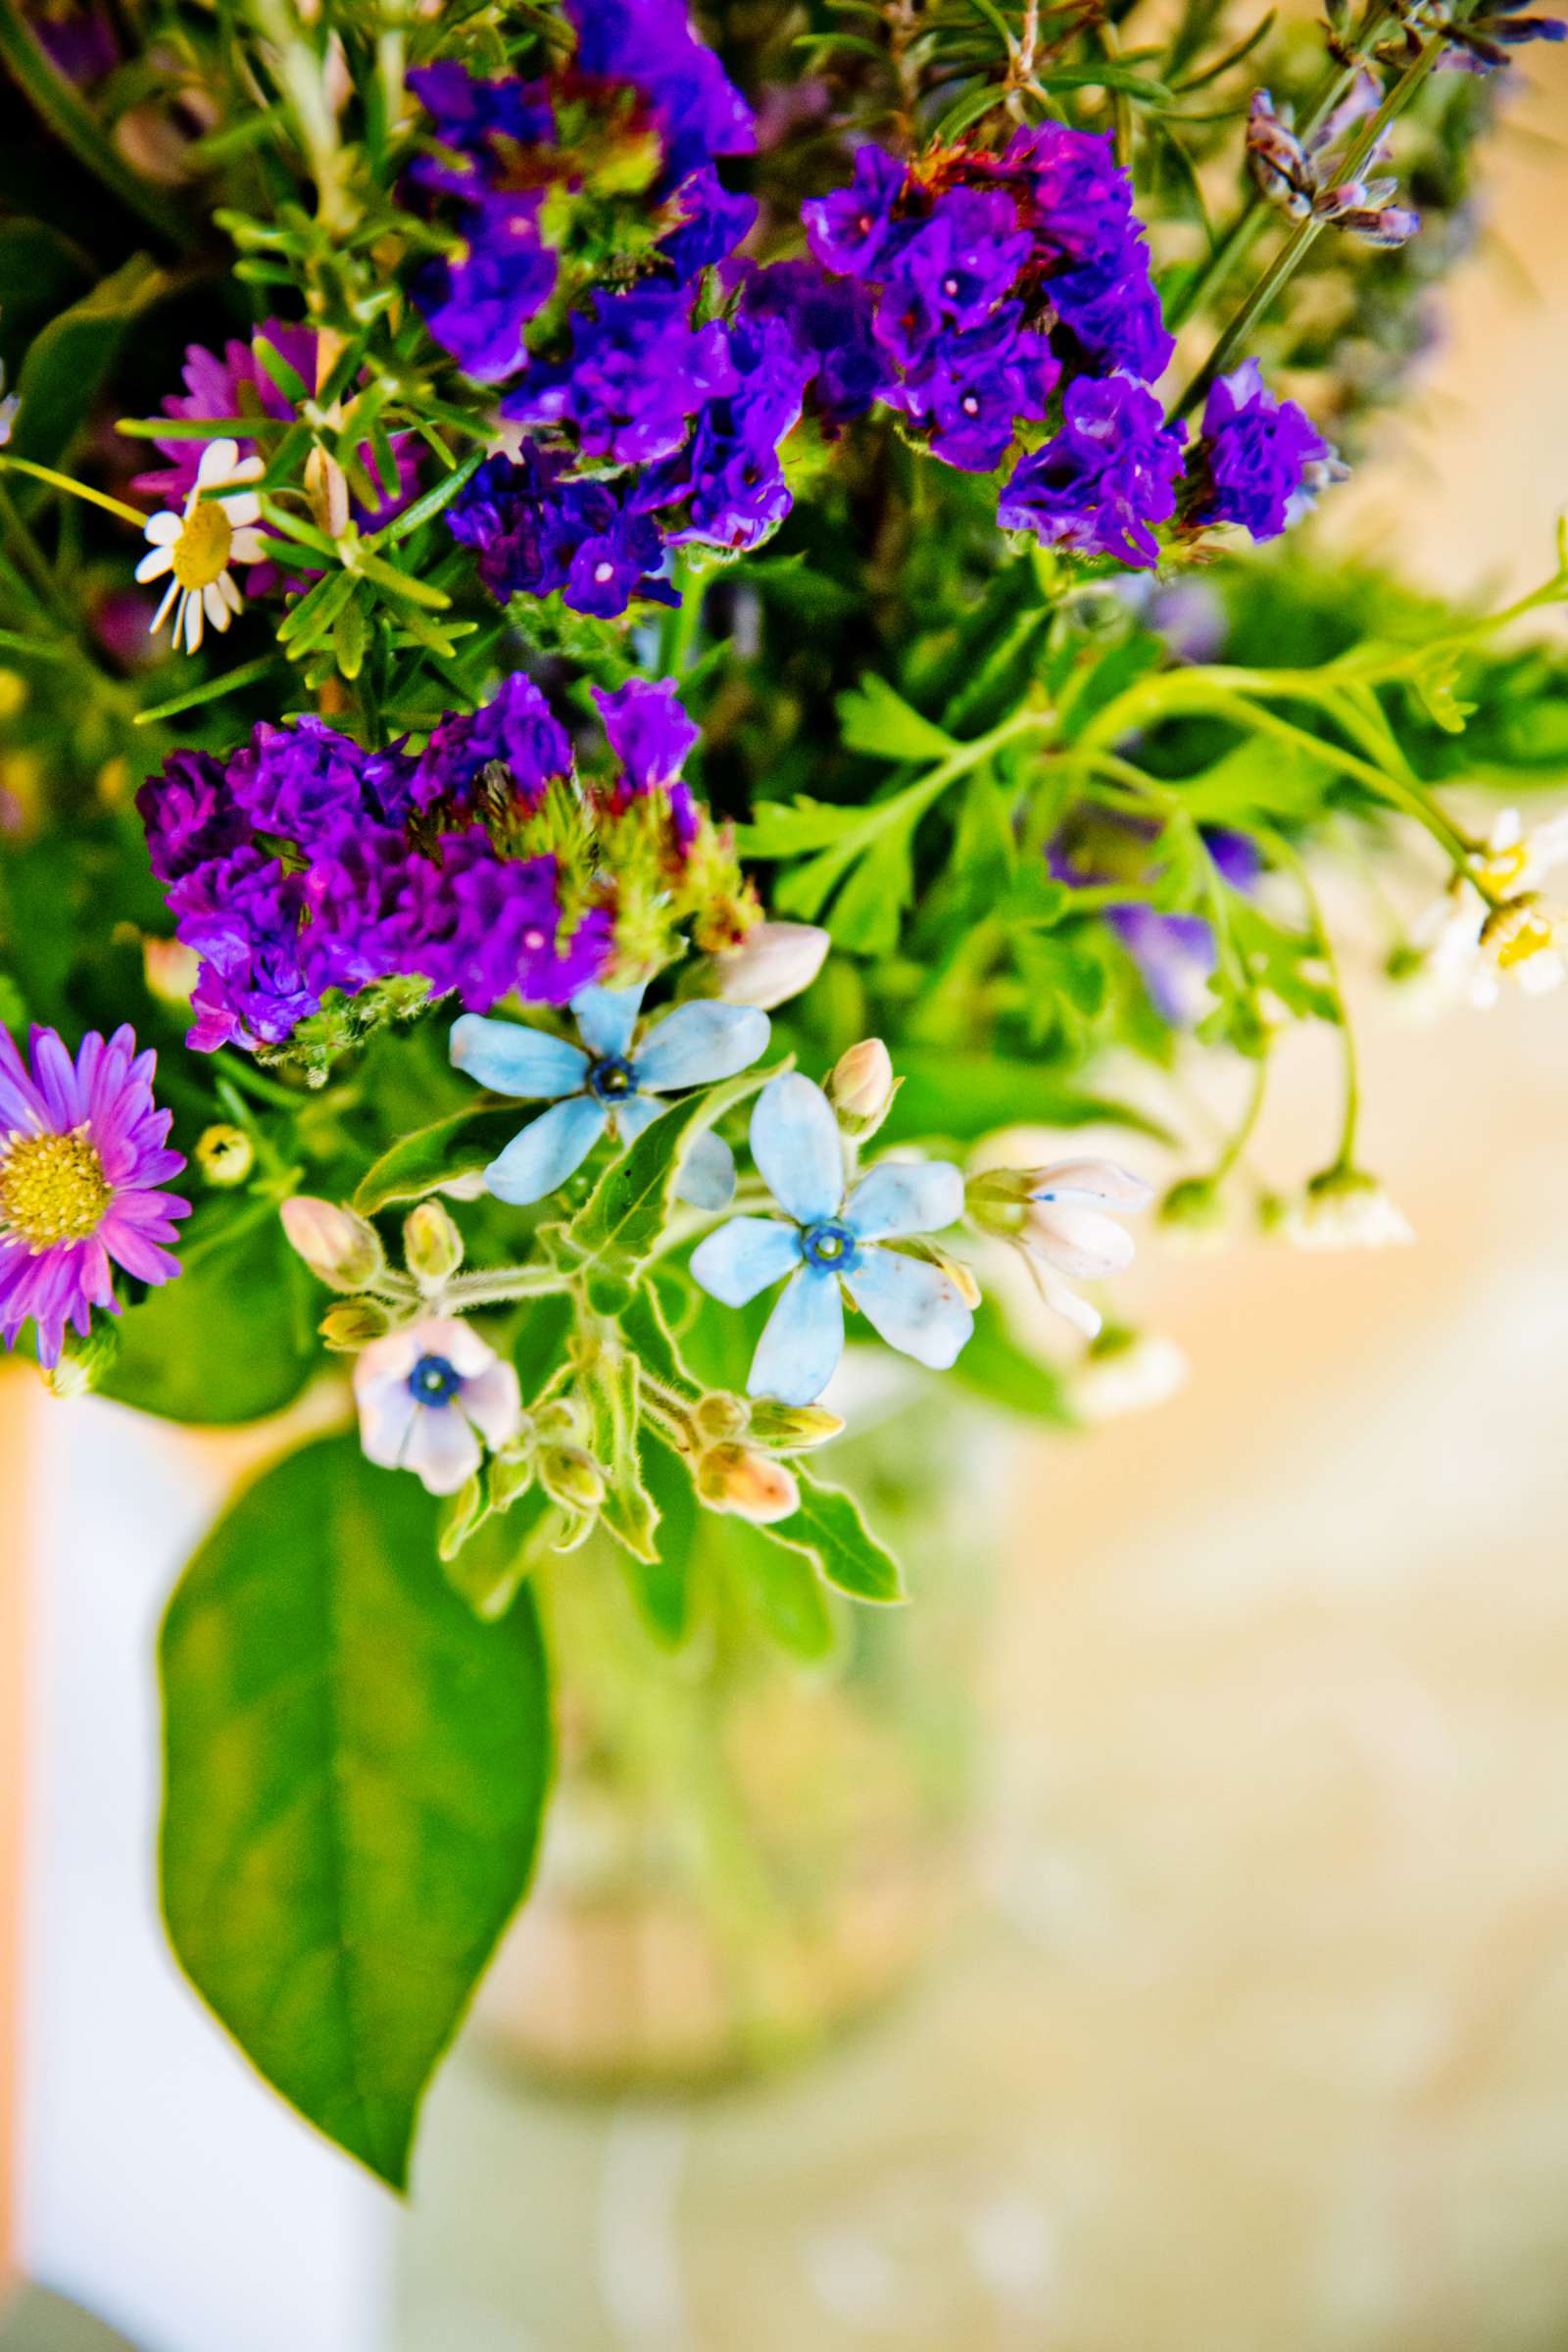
[
  {"left": 1169, "top": 28, "right": 1448, "bottom": 423},
  {"left": 0, "top": 457, "right": 146, "bottom": 530}
]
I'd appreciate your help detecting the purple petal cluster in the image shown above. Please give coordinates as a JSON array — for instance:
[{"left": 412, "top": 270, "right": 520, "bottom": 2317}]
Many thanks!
[
  {"left": 999, "top": 375, "right": 1186, "bottom": 568},
  {"left": 564, "top": 0, "right": 755, "bottom": 179},
  {"left": 1052, "top": 815, "right": 1261, "bottom": 1025},
  {"left": 137, "top": 673, "right": 746, "bottom": 1055},
  {"left": 1184, "top": 359, "right": 1340, "bottom": 542}
]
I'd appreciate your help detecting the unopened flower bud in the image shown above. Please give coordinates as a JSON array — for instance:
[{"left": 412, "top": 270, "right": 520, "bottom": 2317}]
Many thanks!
[
  {"left": 404, "top": 1199, "right": 465, "bottom": 1287},
  {"left": 535, "top": 1397, "right": 582, "bottom": 1442},
  {"left": 195, "top": 1123, "right": 254, "bottom": 1189},
  {"left": 142, "top": 935, "right": 199, "bottom": 1007},
  {"left": 1480, "top": 893, "right": 1564, "bottom": 993},
  {"left": 1157, "top": 1176, "right": 1228, "bottom": 1246},
  {"left": 696, "top": 1444, "right": 802, "bottom": 1523},
  {"left": 489, "top": 1442, "right": 538, "bottom": 1511},
  {"left": 318, "top": 1298, "right": 393, "bottom": 1350},
  {"left": 711, "top": 920, "right": 830, "bottom": 1008},
  {"left": 539, "top": 1444, "right": 605, "bottom": 1515},
  {"left": 280, "top": 1196, "right": 385, "bottom": 1291},
  {"left": 1282, "top": 1166, "right": 1413, "bottom": 1251},
  {"left": 694, "top": 1391, "right": 749, "bottom": 1443},
  {"left": 828, "top": 1037, "right": 894, "bottom": 1125},
  {"left": 304, "top": 444, "right": 350, "bottom": 540},
  {"left": 745, "top": 1400, "right": 845, "bottom": 1451}
]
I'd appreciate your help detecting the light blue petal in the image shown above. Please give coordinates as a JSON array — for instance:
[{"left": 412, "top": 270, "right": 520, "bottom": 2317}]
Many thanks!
[
  {"left": 749, "top": 1265, "right": 845, "bottom": 1404},
  {"left": 611, "top": 1091, "right": 663, "bottom": 1146},
  {"left": 675, "top": 1130, "right": 737, "bottom": 1211},
  {"left": 843, "top": 1245, "right": 974, "bottom": 1372},
  {"left": 483, "top": 1096, "right": 609, "bottom": 1204},
  {"left": 690, "top": 1215, "right": 802, "bottom": 1306},
  {"left": 844, "top": 1159, "right": 964, "bottom": 1243},
  {"left": 634, "top": 1002, "right": 770, "bottom": 1092},
  {"left": 749, "top": 1072, "right": 844, "bottom": 1226},
  {"left": 571, "top": 983, "right": 646, "bottom": 1060},
  {"left": 450, "top": 1013, "right": 587, "bottom": 1100}
]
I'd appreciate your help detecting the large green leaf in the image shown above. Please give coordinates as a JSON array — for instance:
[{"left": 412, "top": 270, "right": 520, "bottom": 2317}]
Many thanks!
[
  {"left": 99, "top": 1205, "right": 316, "bottom": 1426},
  {"left": 836, "top": 675, "right": 956, "bottom": 763},
  {"left": 160, "top": 1434, "right": 553, "bottom": 2189},
  {"left": 352, "top": 1102, "right": 527, "bottom": 1214},
  {"left": 9, "top": 254, "right": 168, "bottom": 472},
  {"left": 563, "top": 1060, "right": 778, "bottom": 1276}
]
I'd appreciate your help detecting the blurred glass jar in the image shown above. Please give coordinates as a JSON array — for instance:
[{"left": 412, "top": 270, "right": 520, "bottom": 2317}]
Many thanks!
[{"left": 473, "top": 1385, "right": 1013, "bottom": 2089}]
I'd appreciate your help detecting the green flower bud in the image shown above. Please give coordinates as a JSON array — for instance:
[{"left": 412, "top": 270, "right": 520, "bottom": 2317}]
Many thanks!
[
  {"left": 1157, "top": 1177, "right": 1228, "bottom": 1240},
  {"left": 403, "top": 1200, "right": 465, "bottom": 1287},
  {"left": 194, "top": 1122, "right": 254, "bottom": 1188},
  {"left": 745, "top": 1399, "right": 845, "bottom": 1451},
  {"left": 43, "top": 1320, "right": 121, "bottom": 1398},
  {"left": 318, "top": 1297, "right": 393, "bottom": 1351},
  {"left": 279, "top": 1196, "right": 385, "bottom": 1292},
  {"left": 539, "top": 1444, "right": 605, "bottom": 1516},
  {"left": 489, "top": 1443, "right": 538, "bottom": 1512},
  {"left": 694, "top": 1391, "right": 749, "bottom": 1443}
]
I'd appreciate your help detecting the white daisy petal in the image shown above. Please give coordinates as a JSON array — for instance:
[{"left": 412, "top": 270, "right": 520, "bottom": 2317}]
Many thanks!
[
  {"left": 220, "top": 492, "right": 262, "bottom": 527},
  {"left": 134, "top": 547, "right": 174, "bottom": 584},
  {"left": 150, "top": 579, "right": 179, "bottom": 632},
  {"left": 218, "top": 570, "right": 243, "bottom": 614},
  {"left": 143, "top": 511, "right": 182, "bottom": 546},
  {"left": 197, "top": 437, "right": 241, "bottom": 486},
  {"left": 181, "top": 591, "right": 204, "bottom": 653},
  {"left": 229, "top": 528, "right": 268, "bottom": 565},
  {"left": 202, "top": 581, "right": 232, "bottom": 630}
]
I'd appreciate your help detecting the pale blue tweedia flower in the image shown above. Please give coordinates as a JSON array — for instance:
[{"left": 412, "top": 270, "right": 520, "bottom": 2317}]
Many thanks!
[
  {"left": 451, "top": 983, "right": 769, "bottom": 1207},
  {"left": 690, "top": 1070, "right": 974, "bottom": 1405}
]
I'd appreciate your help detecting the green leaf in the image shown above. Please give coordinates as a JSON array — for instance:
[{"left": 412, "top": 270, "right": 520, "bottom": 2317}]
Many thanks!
[
  {"left": 728, "top": 1517, "right": 839, "bottom": 1662},
  {"left": 836, "top": 674, "right": 957, "bottom": 763},
  {"left": 98, "top": 1205, "right": 316, "bottom": 1426},
  {"left": 582, "top": 1345, "right": 661, "bottom": 1563},
  {"left": 563, "top": 1060, "right": 780, "bottom": 1276},
  {"left": 736, "top": 794, "right": 869, "bottom": 858},
  {"left": 353, "top": 1102, "right": 528, "bottom": 1214},
  {"left": 9, "top": 254, "right": 168, "bottom": 472},
  {"left": 443, "top": 1482, "right": 554, "bottom": 1620},
  {"left": 760, "top": 1468, "right": 906, "bottom": 1604},
  {"left": 160, "top": 1434, "right": 553, "bottom": 2189},
  {"left": 628, "top": 1432, "right": 700, "bottom": 1646}
]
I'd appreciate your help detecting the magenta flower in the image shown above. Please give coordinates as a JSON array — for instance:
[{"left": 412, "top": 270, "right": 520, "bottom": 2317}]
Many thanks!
[{"left": 0, "top": 1026, "right": 189, "bottom": 1368}]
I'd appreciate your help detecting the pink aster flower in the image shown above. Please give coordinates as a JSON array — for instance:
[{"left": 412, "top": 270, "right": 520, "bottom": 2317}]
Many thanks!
[
  {"left": 0, "top": 1024, "right": 189, "bottom": 1368},
  {"left": 353, "top": 1315, "right": 522, "bottom": 1495}
]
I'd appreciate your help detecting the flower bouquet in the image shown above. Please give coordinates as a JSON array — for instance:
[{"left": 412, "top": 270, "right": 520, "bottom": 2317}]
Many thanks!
[{"left": 2, "top": 0, "right": 1566, "bottom": 2187}]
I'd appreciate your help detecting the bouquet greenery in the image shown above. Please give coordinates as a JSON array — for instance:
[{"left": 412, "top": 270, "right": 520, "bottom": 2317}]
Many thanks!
[{"left": 2, "top": 0, "right": 1565, "bottom": 2187}]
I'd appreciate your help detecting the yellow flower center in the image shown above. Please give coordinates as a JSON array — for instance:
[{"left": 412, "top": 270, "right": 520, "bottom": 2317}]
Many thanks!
[
  {"left": 172, "top": 499, "right": 233, "bottom": 592},
  {"left": 0, "top": 1126, "right": 113, "bottom": 1249},
  {"left": 1494, "top": 910, "right": 1554, "bottom": 969}
]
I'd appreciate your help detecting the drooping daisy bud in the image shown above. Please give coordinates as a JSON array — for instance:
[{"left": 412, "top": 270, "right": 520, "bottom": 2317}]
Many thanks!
[
  {"left": 195, "top": 1123, "right": 254, "bottom": 1189},
  {"left": 280, "top": 1195, "right": 385, "bottom": 1292},
  {"left": 696, "top": 1443, "right": 802, "bottom": 1523},
  {"left": 711, "top": 920, "right": 831, "bottom": 1008},
  {"left": 404, "top": 1199, "right": 465, "bottom": 1288},
  {"left": 828, "top": 1037, "right": 895, "bottom": 1128},
  {"left": 1282, "top": 1166, "right": 1413, "bottom": 1250}
]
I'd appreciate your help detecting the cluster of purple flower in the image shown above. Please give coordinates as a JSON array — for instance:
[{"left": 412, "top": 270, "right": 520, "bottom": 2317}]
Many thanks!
[{"left": 136, "top": 673, "right": 747, "bottom": 1055}]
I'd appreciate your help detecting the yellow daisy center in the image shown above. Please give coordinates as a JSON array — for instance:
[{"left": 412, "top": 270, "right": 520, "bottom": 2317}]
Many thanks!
[
  {"left": 0, "top": 1126, "right": 113, "bottom": 1249},
  {"left": 172, "top": 499, "right": 234, "bottom": 592}
]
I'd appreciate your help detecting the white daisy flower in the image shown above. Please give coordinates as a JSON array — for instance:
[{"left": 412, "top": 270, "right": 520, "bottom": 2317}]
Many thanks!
[
  {"left": 1403, "top": 807, "right": 1568, "bottom": 1014},
  {"left": 135, "top": 436, "right": 266, "bottom": 656}
]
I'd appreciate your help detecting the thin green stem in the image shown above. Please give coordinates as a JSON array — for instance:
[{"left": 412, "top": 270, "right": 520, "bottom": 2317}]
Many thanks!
[
  {"left": 0, "top": 457, "right": 146, "bottom": 529},
  {"left": 1211, "top": 1049, "right": 1269, "bottom": 1182}
]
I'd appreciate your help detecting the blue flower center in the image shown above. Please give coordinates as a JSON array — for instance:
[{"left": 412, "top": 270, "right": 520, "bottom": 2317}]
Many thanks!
[
  {"left": 801, "top": 1218, "right": 858, "bottom": 1272},
  {"left": 408, "top": 1353, "right": 462, "bottom": 1406},
  {"left": 588, "top": 1054, "right": 638, "bottom": 1101}
]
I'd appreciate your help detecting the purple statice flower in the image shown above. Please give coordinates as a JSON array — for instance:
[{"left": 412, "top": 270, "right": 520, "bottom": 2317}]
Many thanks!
[
  {"left": 411, "top": 671, "right": 573, "bottom": 815},
  {"left": 223, "top": 714, "right": 416, "bottom": 846},
  {"left": 734, "top": 260, "right": 882, "bottom": 428},
  {"left": 413, "top": 196, "right": 559, "bottom": 384},
  {"left": 138, "top": 748, "right": 247, "bottom": 884},
  {"left": 1000, "top": 374, "right": 1186, "bottom": 567},
  {"left": 648, "top": 312, "right": 812, "bottom": 551},
  {"left": 405, "top": 62, "right": 556, "bottom": 198},
  {"left": 892, "top": 305, "right": 1059, "bottom": 472},
  {"left": 503, "top": 282, "right": 738, "bottom": 466},
  {"left": 662, "top": 167, "right": 760, "bottom": 282},
  {"left": 563, "top": 0, "right": 756, "bottom": 180},
  {"left": 995, "top": 124, "right": 1175, "bottom": 382},
  {"left": 409, "top": 832, "right": 612, "bottom": 1012},
  {"left": 0, "top": 1024, "right": 188, "bottom": 1369},
  {"left": 802, "top": 144, "right": 909, "bottom": 278},
  {"left": 872, "top": 186, "right": 1033, "bottom": 361},
  {"left": 592, "top": 677, "right": 701, "bottom": 847},
  {"left": 1184, "top": 359, "right": 1341, "bottom": 542},
  {"left": 445, "top": 445, "right": 674, "bottom": 615},
  {"left": 168, "top": 848, "right": 319, "bottom": 1053}
]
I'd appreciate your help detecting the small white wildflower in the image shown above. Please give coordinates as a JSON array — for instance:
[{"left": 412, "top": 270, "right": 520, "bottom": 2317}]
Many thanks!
[
  {"left": 135, "top": 436, "right": 266, "bottom": 655},
  {"left": 1281, "top": 1166, "right": 1413, "bottom": 1251}
]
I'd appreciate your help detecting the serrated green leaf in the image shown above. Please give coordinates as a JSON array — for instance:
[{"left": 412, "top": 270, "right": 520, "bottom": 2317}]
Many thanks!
[
  {"left": 736, "top": 795, "right": 869, "bottom": 858},
  {"left": 160, "top": 1434, "right": 553, "bottom": 2188},
  {"left": 760, "top": 1469, "right": 905, "bottom": 1604},
  {"left": 563, "top": 1060, "right": 781, "bottom": 1275},
  {"left": 837, "top": 674, "right": 957, "bottom": 763}
]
